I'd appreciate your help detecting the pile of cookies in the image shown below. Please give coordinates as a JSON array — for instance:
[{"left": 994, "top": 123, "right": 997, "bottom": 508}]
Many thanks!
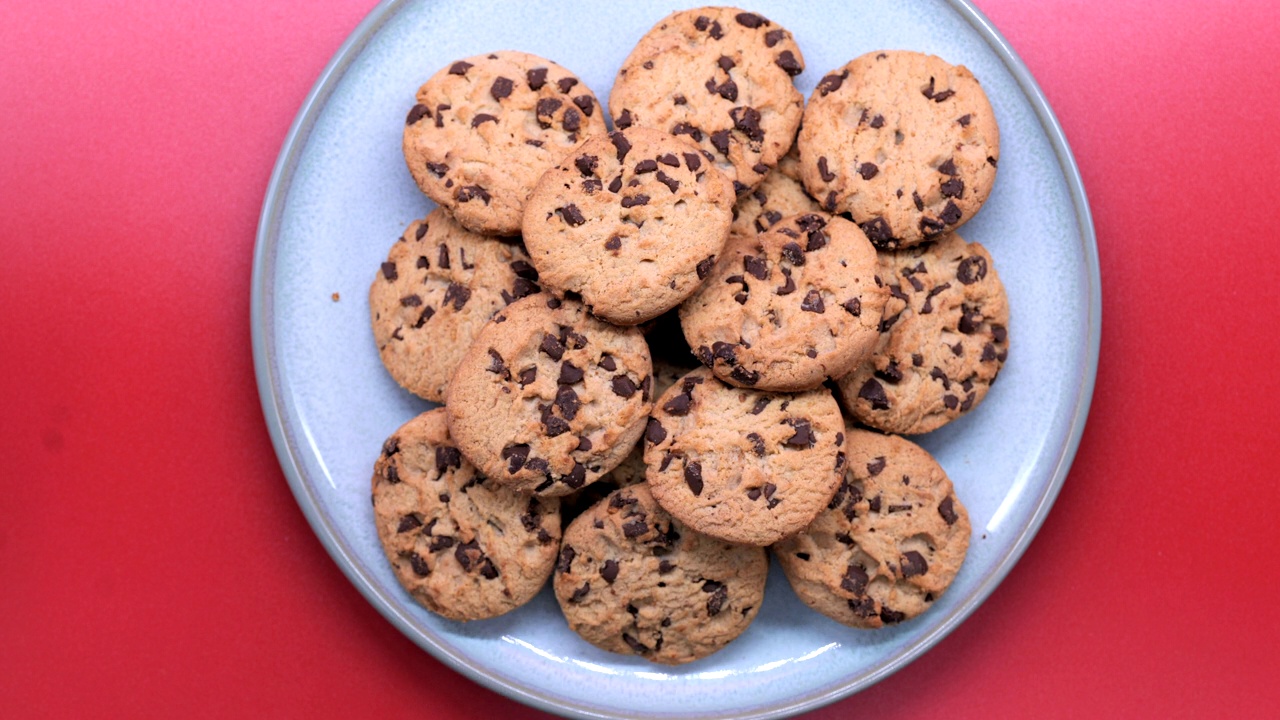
[{"left": 369, "top": 6, "right": 1008, "bottom": 665}]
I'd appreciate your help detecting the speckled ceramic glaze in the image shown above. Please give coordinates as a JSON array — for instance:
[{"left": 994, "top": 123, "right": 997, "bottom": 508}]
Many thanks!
[{"left": 251, "top": 1, "right": 1099, "bottom": 718}]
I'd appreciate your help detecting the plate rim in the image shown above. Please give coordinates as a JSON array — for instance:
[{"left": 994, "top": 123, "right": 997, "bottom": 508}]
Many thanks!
[{"left": 249, "top": 1, "right": 1101, "bottom": 717}]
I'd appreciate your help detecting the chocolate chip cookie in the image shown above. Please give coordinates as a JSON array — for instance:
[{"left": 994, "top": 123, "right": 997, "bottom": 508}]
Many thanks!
[
  {"left": 798, "top": 50, "right": 999, "bottom": 248},
  {"left": 836, "top": 232, "right": 1009, "bottom": 434},
  {"left": 680, "top": 213, "right": 888, "bottom": 391},
  {"left": 372, "top": 409, "right": 562, "bottom": 622},
  {"left": 643, "top": 366, "right": 844, "bottom": 546},
  {"left": 445, "top": 295, "right": 653, "bottom": 497},
  {"left": 369, "top": 208, "right": 541, "bottom": 402},
  {"left": 774, "top": 427, "right": 971, "bottom": 628},
  {"left": 554, "top": 483, "right": 768, "bottom": 664},
  {"left": 729, "top": 144, "right": 822, "bottom": 237},
  {"left": 403, "top": 51, "right": 608, "bottom": 236},
  {"left": 609, "top": 7, "right": 805, "bottom": 195},
  {"left": 521, "top": 127, "right": 734, "bottom": 325}
]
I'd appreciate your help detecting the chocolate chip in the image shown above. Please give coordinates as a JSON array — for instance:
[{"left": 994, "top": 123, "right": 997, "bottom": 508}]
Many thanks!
[
  {"left": 742, "top": 253, "right": 768, "bottom": 279},
  {"left": 711, "top": 341, "right": 738, "bottom": 365},
  {"left": 775, "top": 50, "right": 802, "bottom": 76},
  {"left": 858, "top": 379, "right": 890, "bottom": 410},
  {"left": 823, "top": 191, "right": 838, "bottom": 212},
  {"left": 486, "top": 348, "right": 505, "bottom": 375},
  {"left": 569, "top": 582, "right": 590, "bottom": 603},
  {"left": 454, "top": 185, "right": 491, "bottom": 204},
  {"left": 380, "top": 262, "right": 398, "bottom": 281},
  {"left": 940, "top": 200, "right": 962, "bottom": 225},
  {"left": 542, "top": 411, "right": 570, "bottom": 436},
  {"left": 610, "top": 375, "right": 637, "bottom": 398},
  {"left": 805, "top": 231, "right": 828, "bottom": 252},
  {"left": 615, "top": 108, "right": 634, "bottom": 129},
  {"left": 982, "top": 343, "right": 998, "bottom": 362},
  {"left": 911, "top": 191, "right": 925, "bottom": 212},
  {"left": 958, "top": 114, "right": 972, "bottom": 127},
  {"left": 397, "top": 514, "right": 422, "bottom": 533},
  {"left": 561, "top": 106, "right": 581, "bottom": 132},
  {"left": 640, "top": 375, "right": 652, "bottom": 401},
  {"left": 535, "top": 97, "right": 562, "bottom": 127},
  {"left": 800, "top": 289, "right": 825, "bottom": 313},
  {"left": 555, "top": 385, "right": 580, "bottom": 420},
  {"left": 841, "top": 564, "right": 868, "bottom": 595},
  {"left": 634, "top": 159, "right": 658, "bottom": 174},
  {"left": 607, "top": 175, "right": 622, "bottom": 193},
  {"left": 557, "top": 204, "right": 586, "bottom": 227},
  {"left": 599, "top": 355, "right": 617, "bottom": 372},
  {"left": 816, "top": 70, "right": 848, "bottom": 96},
  {"left": 645, "top": 417, "right": 667, "bottom": 445},
  {"left": 988, "top": 155, "right": 999, "bottom": 167},
  {"left": 867, "top": 456, "right": 886, "bottom": 476},
  {"left": 735, "top": 11, "right": 765, "bottom": 27},
  {"left": 957, "top": 255, "right": 988, "bottom": 284},
  {"left": 442, "top": 283, "right": 470, "bottom": 310},
  {"left": 538, "top": 334, "right": 565, "bottom": 362},
  {"left": 860, "top": 217, "right": 896, "bottom": 248},
  {"left": 775, "top": 270, "right": 795, "bottom": 295},
  {"left": 448, "top": 61, "right": 472, "bottom": 75},
  {"left": 485, "top": 77, "right": 513, "bottom": 102},
  {"left": 557, "top": 77, "right": 579, "bottom": 94},
  {"left": 938, "top": 496, "right": 959, "bottom": 525},
  {"left": 920, "top": 216, "right": 946, "bottom": 237},
  {"left": 943, "top": 394, "right": 959, "bottom": 410},
  {"left": 747, "top": 432, "right": 765, "bottom": 456},
  {"left": 556, "top": 545, "right": 576, "bottom": 574},
  {"left": 599, "top": 559, "right": 619, "bottom": 584},
  {"left": 729, "top": 106, "right": 764, "bottom": 143},
  {"left": 730, "top": 366, "right": 760, "bottom": 385},
  {"left": 621, "top": 194, "right": 650, "bottom": 208},
  {"left": 526, "top": 457, "right": 549, "bottom": 474},
  {"left": 564, "top": 462, "right": 586, "bottom": 489},
  {"left": 710, "top": 129, "right": 732, "bottom": 157},
  {"left": 654, "top": 170, "right": 680, "bottom": 194},
  {"left": 858, "top": 162, "right": 879, "bottom": 180},
  {"left": 683, "top": 461, "right": 703, "bottom": 495},
  {"left": 693, "top": 255, "right": 716, "bottom": 280},
  {"left": 764, "top": 29, "right": 786, "bottom": 46},
  {"left": 558, "top": 361, "right": 584, "bottom": 385},
  {"left": 784, "top": 418, "right": 814, "bottom": 448},
  {"left": 663, "top": 391, "right": 692, "bottom": 416},
  {"left": 405, "top": 553, "right": 430, "bottom": 577},
  {"left": 575, "top": 154, "right": 598, "bottom": 177},
  {"left": 880, "top": 608, "right": 906, "bottom": 624},
  {"left": 876, "top": 361, "right": 904, "bottom": 384},
  {"left": 610, "top": 131, "right": 632, "bottom": 162},
  {"left": 777, "top": 244, "right": 805, "bottom": 269},
  {"left": 748, "top": 397, "right": 769, "bottom": 415},
  {"left": 938, "top": 159, "right": 958, "bottom": 177},
  {"left": 622, "top": 518, "right": 649, "bottom": 538},
  {"left": 959, "top": 306, "right": 982, "bottom": 334},
  {"left": 470, "top": 113, "right": 498, "bottom": 128},
  {"left": 842, "top": 298, "right": 862, "bottom": 316},
  {"left": 941, "top": 178, "right": 965, "bottom": 198},
  {"left": 706, "top": 583, "right": 728, "bottom": 616},
  {"left": 717, "top": 55, "right": 736, "bottom": 72},
  {"left": 573, "top": 95, "right": 594, "bottom": 117}
]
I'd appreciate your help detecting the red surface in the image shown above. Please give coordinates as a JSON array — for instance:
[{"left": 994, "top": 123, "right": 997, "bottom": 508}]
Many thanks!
[{"left": 2, "top": 0, "right": 1278, "bottom": 717}]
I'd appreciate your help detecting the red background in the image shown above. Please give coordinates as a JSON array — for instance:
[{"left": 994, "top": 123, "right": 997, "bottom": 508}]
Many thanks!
[{"left": 2, "top": 1, "right": 1277, "bottom": 717}]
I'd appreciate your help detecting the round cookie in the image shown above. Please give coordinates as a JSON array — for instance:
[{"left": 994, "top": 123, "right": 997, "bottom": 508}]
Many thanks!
[
  {"left": 446, "top": 295, "right": 653, "bottom": 497},
  {"left": 836, "top": 232, "right": 1009, "bottom": 434},
  {"left": 729, "top": 144, "right": 822, "bottom": 237},
  {"left": 369, "top": 208, "right": 541, "bottom": 402},
  {"left": 371, "top": 409, "right": 562, "bottom": 622},
  {"left": 609, "top": 7, "right": 806, "bottom": 195},
  {"left": 774, "top": 428, "right": 971, "bottom": 628},
  {"left": 403, "top": 51, "right": 608, "bottom": 236},
  {"left": 554, "top": 483, "right": 768, "bottom": 665},
  {"left": 521, "top": 128, "right": 735, "bottom": 325},
  {"left": 797, "top": 50, "right": 999, "bottom": 249},
  {"left": 643, "top": 366, "right": 844, "bottom": 546},
  {"left": 680, "top": 213, "right": 889, "bottom": 391}
]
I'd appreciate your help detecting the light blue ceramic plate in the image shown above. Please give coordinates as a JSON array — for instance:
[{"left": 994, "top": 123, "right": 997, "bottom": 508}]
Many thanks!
[{"left": 252, "top": 1, "right": 1099, "bottom": 717}]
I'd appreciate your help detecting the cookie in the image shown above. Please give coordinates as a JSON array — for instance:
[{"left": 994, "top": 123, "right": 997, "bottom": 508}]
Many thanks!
[
  {"left": 643, "top": 366, "right": 844, "bottom": 546},
  {"left": 371, "top": 409, "right": 562, "bottom": 622},
  {"left": 521, "top": 127, "right": 735, "bottom": 325},
  {"left": 680, "top": 213, "right": 889, "bottom": 391},
  {"left": 445, "top": 295, "right": 653, "bottom": 497},
  {"left": 403, "top": 51, "right": 608, "bottom": 236},
  {"left": 774, "top": 428, "right": 971, "bottom": 628},
  {"left": 729, "top": 144, "right": 822, "bottom": 237},
  {"left": 797, "top": 50, "right": 999, "bottom": 249},
  {"left": 609, "top": 7, "right": 805, "bottom": 195},
  {"left": 836, "top": 232, "right": 1009, "bottom": 434},
  {"left": 553, "top": 483, "right": 768, "bottom": 664},
  {"left": 369, "top": 208, "right": 541, "bottom": 402}
]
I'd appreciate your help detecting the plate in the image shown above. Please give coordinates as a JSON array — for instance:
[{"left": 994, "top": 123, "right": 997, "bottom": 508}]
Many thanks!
[{"left": 251, "top": 1, "right": 1100, "bottom": 717}]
